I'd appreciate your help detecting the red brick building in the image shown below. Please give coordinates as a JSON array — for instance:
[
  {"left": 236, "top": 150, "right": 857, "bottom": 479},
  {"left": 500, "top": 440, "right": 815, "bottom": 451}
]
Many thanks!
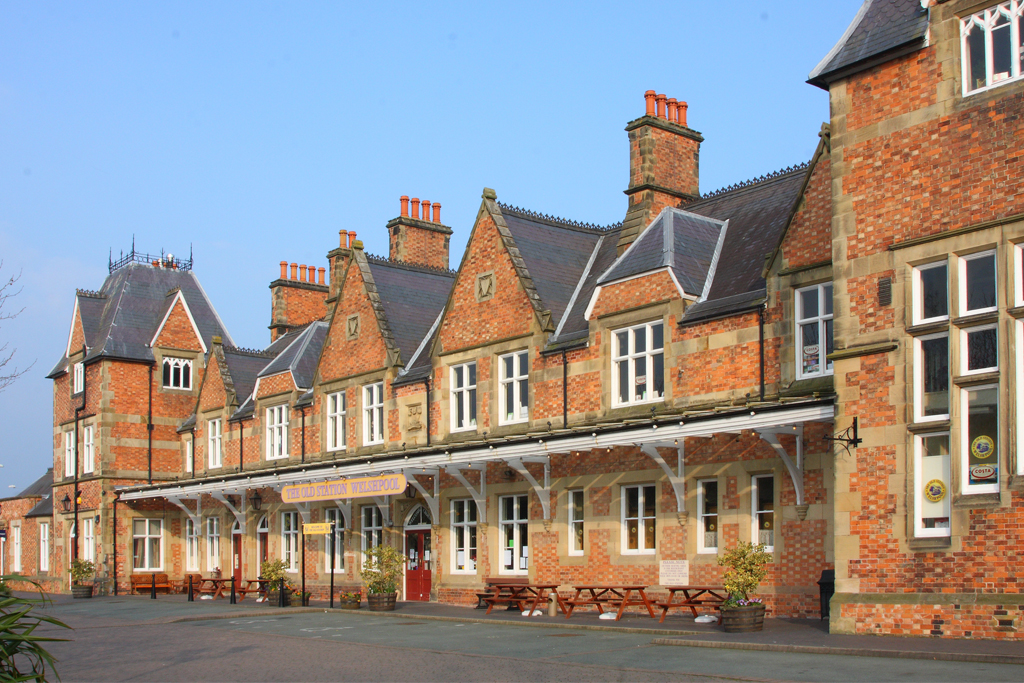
[{"left": 20, "top": 0, "right": 1024, "bottom": 640}]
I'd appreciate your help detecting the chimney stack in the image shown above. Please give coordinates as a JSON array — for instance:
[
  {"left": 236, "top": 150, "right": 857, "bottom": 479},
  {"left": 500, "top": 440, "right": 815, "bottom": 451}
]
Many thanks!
[{"left": 387, "top": 194, "right": 453, "bottom": 270}]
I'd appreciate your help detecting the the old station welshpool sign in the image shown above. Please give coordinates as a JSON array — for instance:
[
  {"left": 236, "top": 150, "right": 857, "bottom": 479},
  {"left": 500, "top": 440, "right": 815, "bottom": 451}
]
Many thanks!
[{"left": 282, "top": 473, "right": 407, "bottom": 503}]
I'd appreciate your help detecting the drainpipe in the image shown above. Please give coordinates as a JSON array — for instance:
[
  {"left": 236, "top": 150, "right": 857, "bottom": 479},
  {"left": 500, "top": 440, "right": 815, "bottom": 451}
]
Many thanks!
[
  {"left": 190, "top": 429, "right": 196, "bottom": 474},
  {"left": 423, "top": 377, "right": 431, "bottom": 446},
  {"left": 147, "top": 364, "right": 154, "bottom": 485},
  {"left": 561, "top": 349, "right": 568, "bottom": 428},
  {"left": 73, "top": 346, "right": 87, "bottom": 563},
  {"left": 301, "top": 406, "right": 306, "bottom": 463},
  {"left": 238, "top": 420, "right": 244, "bottom": 473},
  {"left": 112, "top": 495, "right": 118, "bottom": 596},
  {"left": 758, "top": 303, "right": 766, "bottom": 402}
]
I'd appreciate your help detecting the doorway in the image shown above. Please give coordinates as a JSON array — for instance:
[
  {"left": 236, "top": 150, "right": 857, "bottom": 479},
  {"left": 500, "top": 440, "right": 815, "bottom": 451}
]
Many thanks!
[{"left": 403, "top": 505, "right": 432, "bottom": 602}]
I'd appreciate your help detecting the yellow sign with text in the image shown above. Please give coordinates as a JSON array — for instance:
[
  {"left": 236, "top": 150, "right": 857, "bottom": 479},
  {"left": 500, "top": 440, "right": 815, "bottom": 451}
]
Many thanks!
[
  {"left": 302, "top": 522, "right": 334, "bottom": 535},
  {"left": 282, "top": 473, "right": 407, "bottom": 504}
]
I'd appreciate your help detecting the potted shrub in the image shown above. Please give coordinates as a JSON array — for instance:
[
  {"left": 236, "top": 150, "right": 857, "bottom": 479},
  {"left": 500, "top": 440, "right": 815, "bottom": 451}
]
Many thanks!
[
  {"left": 361, "top": 544, "right": 404, "bottom": 611},
  {"left": 717, "top": 541, "right": 772, "bottom": 632},
  {"left": 261, "top": 559, "right": 290, "bottom": 607},
  {"left": 70, "top": 559, "right": 95, "bottom": 599},
  {"left": 338, "top": 589, "right": 361, "bottom": 610},
  {"left": 287, "top": 581, "right": 311, "bottom": 606}
]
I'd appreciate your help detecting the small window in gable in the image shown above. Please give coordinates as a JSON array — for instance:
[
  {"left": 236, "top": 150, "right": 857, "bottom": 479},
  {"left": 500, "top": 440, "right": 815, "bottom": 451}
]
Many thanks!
[
  {"left": 73, "top": 362, "right": 84, "bottom": 394},
  {"left": 162, "top": 357, "right": 192, "bottom": 390},
  {"left": 961, "top": 2, "right": 1024, "bottom": 96}
]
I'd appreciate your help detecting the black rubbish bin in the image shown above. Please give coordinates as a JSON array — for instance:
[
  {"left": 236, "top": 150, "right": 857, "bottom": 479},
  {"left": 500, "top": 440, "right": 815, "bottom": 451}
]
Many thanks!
[{"left": 817, "top": 569, "right": 835, "bottom": 620}]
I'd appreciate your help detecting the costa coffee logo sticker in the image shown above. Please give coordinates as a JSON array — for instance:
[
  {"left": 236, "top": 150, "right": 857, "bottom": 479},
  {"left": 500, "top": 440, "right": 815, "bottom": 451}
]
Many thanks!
[
  {"left": 971, "top": 435, "right": 995, "bottom": 459},
  {"left": 970, "top": 464, "right": 996, "bottom": 480},
  {"left": 923, "top": 479, "right": 947, "bottom": 503}
]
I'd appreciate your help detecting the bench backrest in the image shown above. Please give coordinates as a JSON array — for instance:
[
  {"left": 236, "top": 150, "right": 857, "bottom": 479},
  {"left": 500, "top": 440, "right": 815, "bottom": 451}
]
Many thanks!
[{"left": 484, "top": 576, "right": 530, "bottom": 586}]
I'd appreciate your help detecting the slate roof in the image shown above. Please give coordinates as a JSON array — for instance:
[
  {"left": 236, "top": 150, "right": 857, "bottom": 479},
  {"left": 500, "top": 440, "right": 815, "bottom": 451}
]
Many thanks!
[
  {"left": 258, "top": 320, "right": 329, "bottom": 390},
  {"left": 47, "top": 263, "right": 234, "bottom": 378},
  {"left": 223, "top": 347, "right": 279, "bottom": 406},
  {"left": 549, "top": 228, "right": 621, "bottom": 345},
  {"left": 25, "top": 495, "right": 53, "bottom": 518},
  {"left": 808, "top": 0, "right": 928, "bottom": 89},
  {"left": 11, "top": 469, "right": 53, "bottom": 499}
]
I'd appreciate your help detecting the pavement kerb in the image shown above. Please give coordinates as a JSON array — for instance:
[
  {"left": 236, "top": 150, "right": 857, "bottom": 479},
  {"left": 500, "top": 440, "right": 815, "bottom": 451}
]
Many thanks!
[{"left": 651, "top": 637, "right": 1024, "bottom": 666}]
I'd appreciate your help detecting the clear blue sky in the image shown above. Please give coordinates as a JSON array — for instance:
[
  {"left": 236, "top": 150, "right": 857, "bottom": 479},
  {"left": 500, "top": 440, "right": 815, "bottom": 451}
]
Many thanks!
[{"left": 0, "top": 0, "right": 862, "bottom": 491}]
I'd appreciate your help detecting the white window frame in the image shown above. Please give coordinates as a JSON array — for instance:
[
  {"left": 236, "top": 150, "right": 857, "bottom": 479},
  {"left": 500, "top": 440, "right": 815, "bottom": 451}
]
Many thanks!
[
  {"left": 752, "top": 474, "right": 775, "bottom": 552},
  {"left": 611, "top": 321, "right": 666, "bottom": 407},
  {"left": 324, "top": 508, "right": 344, "bottom": 572},
  {"left": 1018, "top": 320, "right": 1024, "bottom": 476},
  {"left": 266, "top": 405, "right": 289, "bottom": 460},
  {"left": 205, "top": 517, "right": 220, "bottom": 571},
  {"left": 912, "top": 260, "right": 949, "bottom": 325},
  {"left": 697, "top": 479, "right": 719, "bottom": 554},
  {"left": 959, "top": 250, "right": 998, "bottom": 316},
  {"left": 961, "top": 323, "right": 999, "bottom": 376},
  {"left": 185, "top": 439, "right": 193, "bottom": 474},
  {"left": 132, "top": 518, "right": 163, "bottom": 571},
  {"left": 39, "top": 523, "right": 49, "bottom": 572},
  {"left": 914, "top": 432, "right": 952, "bottom": 538},
  {"left": 1014, "top": 242, "right": 1024, "bottom": 308},
  {"left": 12, "top": 526, "right": 21, "bottom": 572},
  {"left": 450, "top": 362, "right": 478, "bottom": 432},
  {"left": 73, "top": 362, "right": 84, "bottom": 394},
  {"left": 621, "top": 484, "right": 657, "bottom": 555},
  {"left": 961, "top": 383, "right": 1000, "bottom": 495},
  {"left": 961, "top": 1, "right": 1024, "bottom": 96},
  {"left": 795, "top": 283, "right": 834, "bottom": 379},
  {"left": 450, "top": 499, "right": 478, "bottom": 573},
  {"left": 82, "top": 518, "right": 95, "bottom": 563},
  {"left": 82, "top": 425, "right": 95, "bottom": 474},
  {"left": 498, "top": 494, "right": 529, "bottom": 575},
  {"left": 568, "top": 489, "right": 585, "bottom": 556},
  {"left": 363, "top": 383, "right": 385, "bottom": 446},
  {"left": 499, "top": 351, "right": 529, "bottom": 425},
  {"left": 207, "top": 418, "right": 222, "bottom": 468},
  {"left": 162, "top": 357, "right": 193, "bottom": 390},
  {"left": 914, "top": 331, "right": 950, "bottom": 423},
  {"left": 361, "top": 506, "right": 383, "bottom": 558},
  {"left": 327, "top": 391, "right": 347, "bottom": 451},
  {"left": 281, "top": 511, "right": 299, "bottom": 572},
  {"left": 185, "top": 519, "right": 199, "bottom": 571},
  {"left": 63, "top": 431, "right": 74, "bottom": 478}
]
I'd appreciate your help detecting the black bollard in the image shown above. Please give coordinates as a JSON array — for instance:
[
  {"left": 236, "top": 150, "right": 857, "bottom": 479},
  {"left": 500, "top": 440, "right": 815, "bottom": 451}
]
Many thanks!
[
  {"left": 279, "top": 577, "right": 285, "bottom": 608},
  {"left": 151, "top": 573, "right": 157, "bottom": 599},
  {"left": 188, "top": 575, "right": 194, "bottom": 602},
  {"left": 230, "top": 577, "right": 236, "bottom": 605}
]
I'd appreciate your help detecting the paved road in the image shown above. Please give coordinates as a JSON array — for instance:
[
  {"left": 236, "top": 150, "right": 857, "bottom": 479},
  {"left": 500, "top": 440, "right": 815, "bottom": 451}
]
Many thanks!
[{"left": 40, "top": 608, "right": 1024, "bottom": 682}]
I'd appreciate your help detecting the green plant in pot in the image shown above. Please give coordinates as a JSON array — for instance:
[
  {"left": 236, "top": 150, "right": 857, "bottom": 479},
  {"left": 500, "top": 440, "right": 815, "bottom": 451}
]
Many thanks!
[
  {"left": 717, "top": 541, "right": 771, "bottom": 632},
  {"left": 261, "top": 559, "right": 290, "bottom": 606},
  {"left": 338, "top": 589, "right": 361, "bottom": 610},
  {"left": 361, "top": 544, "right": 404, "bottom": 611},
  {"left": 70, "top": 559, "right": 95, "bottom": 599}
]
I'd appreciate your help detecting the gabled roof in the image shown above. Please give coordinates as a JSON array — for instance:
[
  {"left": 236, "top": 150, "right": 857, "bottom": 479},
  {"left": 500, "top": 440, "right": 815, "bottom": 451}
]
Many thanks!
[
  {"left": 808, "top": 0, "right": 929, "bottom": 89},
  {"left": 48, "top": 263, "right": 234, "bottom": 378},
  {"left": 258, "top": 320, "right": 329, "bottom": 390},
  {"left": 25, "top": 495, "right": 53, "bottom": 518}
]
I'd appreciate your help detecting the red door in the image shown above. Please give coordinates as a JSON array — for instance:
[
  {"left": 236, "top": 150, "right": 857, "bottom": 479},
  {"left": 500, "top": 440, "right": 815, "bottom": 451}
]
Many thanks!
[
  {"left": 233, "top": 533, "right": 243, "bottom": 584},
  {"left": 405, "top": 530, "right": 431, "bottom": 601}
]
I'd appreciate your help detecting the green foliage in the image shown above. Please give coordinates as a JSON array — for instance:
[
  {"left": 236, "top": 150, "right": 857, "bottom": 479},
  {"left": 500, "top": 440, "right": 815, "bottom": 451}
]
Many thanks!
[
  {"left": 0, "top": 576, "right": 71, "bottom": 682},
  {"left": 361, "top": 544, "right": 405, "bottom": 595},
  {"left": 338, "top": 590, "right": 361, "bottom": 602},
  {"left": 260, "top": 559, "right": 288, "bottom": 584},
  {"left": 69, "top": 559, "right": 94, "bottom": 585},
  {"left": 717, "top": 541, "right": 772, "bottom": 602}
]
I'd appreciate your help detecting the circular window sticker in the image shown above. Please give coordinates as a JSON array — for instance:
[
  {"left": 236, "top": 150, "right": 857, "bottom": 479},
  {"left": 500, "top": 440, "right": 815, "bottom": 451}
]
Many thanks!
[
  {"left": 971, "top": 435, "right": 995, "bottom": 459},
  {"left": 923, "top": 479, "right": 947, "bottom": 503}
]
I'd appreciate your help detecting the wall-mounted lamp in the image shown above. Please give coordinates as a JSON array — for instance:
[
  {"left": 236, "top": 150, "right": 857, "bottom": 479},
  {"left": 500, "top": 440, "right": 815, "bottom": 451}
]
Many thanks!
[{"left": 249, "top": 491, "right": 263, "bottom": 511}]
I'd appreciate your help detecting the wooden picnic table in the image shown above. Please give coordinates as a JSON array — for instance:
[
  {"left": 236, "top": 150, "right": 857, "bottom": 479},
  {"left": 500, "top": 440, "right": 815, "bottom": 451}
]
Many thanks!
[
  {"left": 563, "top": 585, "right": 655, "bottom": 621},
  {"left": 237, "top": 579, "right": 269, "bottom": 602},
  {"left": 482, "top": 582, "right": 564, "bottom": 616},
  {"left": 195, "top": 577, "right": 232, "bottom": 600},
  {"left": 657, "top": 585, "right": 727, "bottom": 623}
]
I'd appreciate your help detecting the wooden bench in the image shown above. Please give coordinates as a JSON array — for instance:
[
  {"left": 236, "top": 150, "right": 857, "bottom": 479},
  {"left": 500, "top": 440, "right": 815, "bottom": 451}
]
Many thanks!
[
  {"left": 173, "top": 573, "right": 203, "bottom": 595},
  {"left": 656, "top": 586, "right": 727, "bottom": 623},
  {"left": 475, "top": 576, "right": 530, "bottom": 609},
  {"left": 130, "top": 573, "right": 172, "bottom": 595}
]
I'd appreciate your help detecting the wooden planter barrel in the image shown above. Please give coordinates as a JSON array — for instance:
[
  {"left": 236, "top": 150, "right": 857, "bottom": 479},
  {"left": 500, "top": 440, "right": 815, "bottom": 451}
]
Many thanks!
[
  {"left": 267, "top": 590, "right": 291, "bottom": 607},
  {"left": 367, "top": 592, "right": 397, "bottom": 611},
  {"left": 721, "top": 604, "right": 765, "bottom": 633},
  {"left": 71, "top": 584, "right": 93, "bottom": 599},
  {"left": 338, "top": 600, "right": 361, "bottom": 610}
]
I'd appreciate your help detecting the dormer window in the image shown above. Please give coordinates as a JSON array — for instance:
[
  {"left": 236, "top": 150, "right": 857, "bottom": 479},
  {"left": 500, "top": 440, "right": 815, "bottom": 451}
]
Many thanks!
[
  {"left": 162, "top": 357, "right": 192, "bottom": 390},
  {"left": 961, "top": 2, "right": 1024, "bottom": 96}
]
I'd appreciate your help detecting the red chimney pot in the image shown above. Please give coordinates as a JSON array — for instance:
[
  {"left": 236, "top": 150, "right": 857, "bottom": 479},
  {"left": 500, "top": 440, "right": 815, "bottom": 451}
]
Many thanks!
[
  {"left": 410, "top": 198, "right": 420, "bottom": 221},
  {"left": 644, "top": 90, "right": 656, "bottom": 117},
  {"left": 432, "top": 202, "right": 441, "bottom": 224},
  {"left": 679, "top": 101, "right": 688, "bottom": 127},
  {"left": 280, "top": 261, "right": 287, "bottom": 279},
  {"left": 299, "top": 264, "right": 308, "bottom": 282},
  {"left": 400, "top": 195, "right": 409, "bottom": 217},
  {"left": 656, "top": 94, "right": 667, "bottom": 120},
  {"left": 422, "top": 200, "right": 431, "bottom": 222},
  {"left": 318, "top": 267, "right": 326, "bottom": 285}
]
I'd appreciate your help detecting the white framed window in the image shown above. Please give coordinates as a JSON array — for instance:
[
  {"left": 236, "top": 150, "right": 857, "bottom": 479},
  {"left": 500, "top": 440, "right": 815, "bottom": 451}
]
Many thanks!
[
  {"left": 959, "top": 250, "right": 997, "bottom": 315},
  {"left": 205, "top": 517, "right": 220, "bottom": 571},
  {"left": 12, "top": 526, "right": 21, "bottom": 572},
  {"left": 914, "top": 433, "right": 951, "bottom": 538},
  {"left": 450, "top": 362, "right": 477, "bottom": 432},
  {"left": 185, "top": 439, "right": 193, "bottom": 474},
  {"left": 363, "top": 382, "right": 384, "bottom": 446},
  {"left": 499, "top": 351, "right": 529, "bottom": 424},
  {"left": 82, "top": 425, "right": 95, "bottom": 474},
  {"left": 63, "top": 431, "right": 74, "bottom": 477},
  {"left": 162, "top": 357, "right": 192, "bottom": 390},
  {"left": 132, "top": 519, "right": 162, "bottom": 570},
  {"left": 1015, "top": 242, "right": 1024, "bottom": 308},
  {"left": 697, "top": 479, "right": 719, "bottom": 554},
  {"left": 451, "top": 499, "right": 478, "bottom": 572},
  {"left": 912, "top": 261, "right": 949, "bottom": 325},
  {"left": 207, "top": 418, "right": 222, "bottom": 468},
  {"left": 185, "top": 519, "right": 199, "bottom": 571},
  {"left": 499, "top": 494, "right": 529, "bottom": 574},
  {"left": 82, "top": 518, "right": 95, "bottom": 563},
  {"left": 361, "top": 506, "right": 383, "bottom": 557},
  {"left": 752, "top": 475, "right": 775, "bottom": 552},
  {"left": 327, "top": 391, "right": 347, "bottom": 451},
  {"left": 914, "top": 332, "right": 950, "bottom": 422},
  {"left": 73, "top": 362, "right": 84, "bottom": 394},
  {"left": 266, "top": 405, "right": 288, "bottom": 460},
  {"left": 961, "top": 1, "right": 1024, "bottom": 96},
  {"left": 961, "top": 383, "right": 999, "bottom": 494},
  {"left": 39, "top": 523, "right": 49, "bottom": 572},
  {"left": 961, "top": 324, "right": 998, "bottom": 375},
  {"left": 281, "top": 511, "right": 299, "bottom": 572},
  {"left": 324, "top": 508, "right": 345, "bottom": 572},
  {"left": 1018, "top": 320, "right": 1024, "bottom": 476},
  {"left": 612, "top": 321, "right": 665, "bottom": 406},
  {"left": 795, "top": 283, "right": 834, "bottom": 379},
  {"left": 621, "top": 484, "right": 656, "bottom": 554},
  {"left": 568, "top": 490, "right": 585, "bottom": 556}
]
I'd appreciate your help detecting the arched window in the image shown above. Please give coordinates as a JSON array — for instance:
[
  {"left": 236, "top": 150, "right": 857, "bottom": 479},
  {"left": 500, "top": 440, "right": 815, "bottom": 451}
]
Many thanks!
[{"left": 406, "top": 506, "right": 431, "bottom": 527}]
